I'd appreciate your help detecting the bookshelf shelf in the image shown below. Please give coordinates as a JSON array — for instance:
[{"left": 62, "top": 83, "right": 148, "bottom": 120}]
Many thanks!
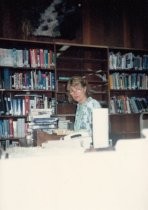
[
  {"left": 110, "top": 113, "right": 141, "bottom": 116},
  {"left": 0, "top": 89, "right": 56, "bottom": 92},
  {"left": 0, "top": 66, "right": 55, "bottom": 70},
  {"left": 0, "top": 137, "right": 20, "bottom": 141},
  {"left": 110, "top": 89, "right": 148, "bottom": 92},
  {"left": 57, "top": 68, "right": 95, "bottom": 72},
  {"left": 109, "top": 69, "right": 148, "bottom": 73},
  {"left": 57, "top": 57, "right": 107, "bottom": 63},
  {"left": 0, "top": 115, "right": 26, "bottom": 118},
  {"left": 56, "top": 114, "right": 75, "bottom": 117}
]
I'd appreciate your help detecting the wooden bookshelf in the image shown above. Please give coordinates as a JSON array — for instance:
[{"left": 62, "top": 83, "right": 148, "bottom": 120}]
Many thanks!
[
  {"left": 108, "top": 47, "right": 148, "bottom": 142},
  {"left": 0, "top": 38, "right": 56, "bottom": 148},
  {"left": 0, "top": 38, "right": 147, "bottom": 148}
]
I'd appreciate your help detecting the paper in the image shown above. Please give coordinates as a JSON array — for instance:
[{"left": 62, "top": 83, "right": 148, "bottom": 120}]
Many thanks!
[{"left": 92, "top": 108, "right": 109, "bottom": 148}]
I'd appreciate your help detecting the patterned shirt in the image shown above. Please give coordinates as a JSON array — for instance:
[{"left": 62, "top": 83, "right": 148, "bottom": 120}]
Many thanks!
[{"left": 74, "top": 97, "right": 101, "bottom": 136}]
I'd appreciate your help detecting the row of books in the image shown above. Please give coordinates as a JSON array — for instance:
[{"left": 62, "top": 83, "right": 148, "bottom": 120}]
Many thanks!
[
  {"left": 109, "top": 52, "right": 148, "bottom": 70},
  {"left": 0, "top": 48, "right": 55, "bottom": 68},
  {"left": 0, "top": 110, "right": 58, "bottom": 146},
  {"left": 110, "top": 96, "right": 148, "bottom": 114},
  {"left": 1, "top": 68, "right": 55, "bottom": 90},
  {"left": 0, "top": 140, "right": 19, "bottom": 150},
  {"left": 0, "top": 95, "right": 56, "bottom": 116},
  {"left": 0, "top": 118, "right": 26, "bottom": 139},
  {"left": 109, "top": 73, "right": 148, "bottom": 90}
]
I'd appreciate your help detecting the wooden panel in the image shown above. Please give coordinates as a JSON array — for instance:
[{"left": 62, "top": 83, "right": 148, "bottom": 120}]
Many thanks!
[
  {"left": 110, "top": 114, "right": 140, "bottom": 141},
  {"left": 0, "top": 0, "right": 148, "bottom": 48},
  {"left": 33, "top": 130, "right": 61, "bottom": 146}
]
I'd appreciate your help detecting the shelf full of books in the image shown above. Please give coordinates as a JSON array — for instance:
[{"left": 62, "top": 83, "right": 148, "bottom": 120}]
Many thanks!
[
  {"left": 0, "top": 67, "right": 55, "bottom": 91},
  {"left": 109, "top": 49, "right": 148, "bottom": 70},
  {"left": 0, "top": 38, "right": 148, "bottom": 146},
  {"left": 0, "top": 38, "right": 57, "bottom": 148},
  {"left": 108, "top": 47, "right": 148, "bottom": 141},
  {"left": 109, "top": 48, "right": 148, "bottom": 115},
  {"left": 109, "top": 95, "right": 148, "bottom": 114}
]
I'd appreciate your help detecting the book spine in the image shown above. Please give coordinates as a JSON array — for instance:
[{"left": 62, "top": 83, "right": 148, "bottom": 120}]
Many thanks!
[
  {"left": 24, "top": 95, "right": 30, "bottom": 115},
  {"left": 9, "top": 118, "right": 14, "bottom": 137}
]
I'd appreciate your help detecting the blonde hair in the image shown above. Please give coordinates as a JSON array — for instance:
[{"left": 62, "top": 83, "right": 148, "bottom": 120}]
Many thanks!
[{"left": 67, "top": 76, "right": 89, "bottom": 102}]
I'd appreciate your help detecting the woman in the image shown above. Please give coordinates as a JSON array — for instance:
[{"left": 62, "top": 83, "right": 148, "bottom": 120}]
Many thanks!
[{"left": 67, "top": 76, "right": 101, "bottom": 136}]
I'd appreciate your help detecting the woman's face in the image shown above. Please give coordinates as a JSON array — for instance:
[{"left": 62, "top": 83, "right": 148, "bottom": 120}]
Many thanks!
[{"left": 69, "top": 85, "right": 87, "bottom": 104}]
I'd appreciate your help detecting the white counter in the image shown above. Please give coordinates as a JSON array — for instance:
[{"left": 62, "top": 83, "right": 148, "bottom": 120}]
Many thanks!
[{"left": 0, "top": 138, "right": 148, "bottom": 210}]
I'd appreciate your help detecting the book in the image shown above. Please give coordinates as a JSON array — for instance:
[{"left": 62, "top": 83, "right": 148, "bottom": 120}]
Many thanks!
[
  {"left": 23, "top": 48, "right": 30, "bottom": 67},
  {"left": 50, "top": 72, "right": 55, "bottom": 90},
  {"left": 40, "top": 49, "right": 44, "bottom": 68},
  {"left": 4, "top": 96, "right": 13, "bottom": 115},
  {"left": 3, "top": 67, "right": 11, "bottom": 89},
  {"left": 29, "top": 49, "right": 37, "bottom": 68},
  {"left": 24, "top": 95, "right": 30, "bottom": 115},
  {"left": 142, "top": 55, "right": 148, "bottom": 70},
  {"left": 16, "top": 49, "right": 23, "bottom": 67},
  {"left": 9, "top": 118, "right": 14, "bottom": 137},
  {"left": 44, "top": 49, "right": 48, "bottom": 68},
  {"left": 0, "top": 92, "right": 5, "bottom": 115}
]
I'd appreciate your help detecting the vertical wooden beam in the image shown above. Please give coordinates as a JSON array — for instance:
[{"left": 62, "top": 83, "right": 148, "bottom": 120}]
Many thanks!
[
  {"left": 82, "top": 0, "right": 91, "bottom": 44},
  {"left": 0, "top": 1, "right": 12, "bottom": 38},
  {"left": 122, "top": 10, "right": 131, "bottom": 48}
]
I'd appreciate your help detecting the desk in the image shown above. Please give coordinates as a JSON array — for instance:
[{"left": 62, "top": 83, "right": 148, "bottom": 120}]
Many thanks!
[
  {"left": 33, "top": 130, "right": 63, "bottom": 146},
  {"left": 0, "top": 139, "right": 148, "bottom": 210}
]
